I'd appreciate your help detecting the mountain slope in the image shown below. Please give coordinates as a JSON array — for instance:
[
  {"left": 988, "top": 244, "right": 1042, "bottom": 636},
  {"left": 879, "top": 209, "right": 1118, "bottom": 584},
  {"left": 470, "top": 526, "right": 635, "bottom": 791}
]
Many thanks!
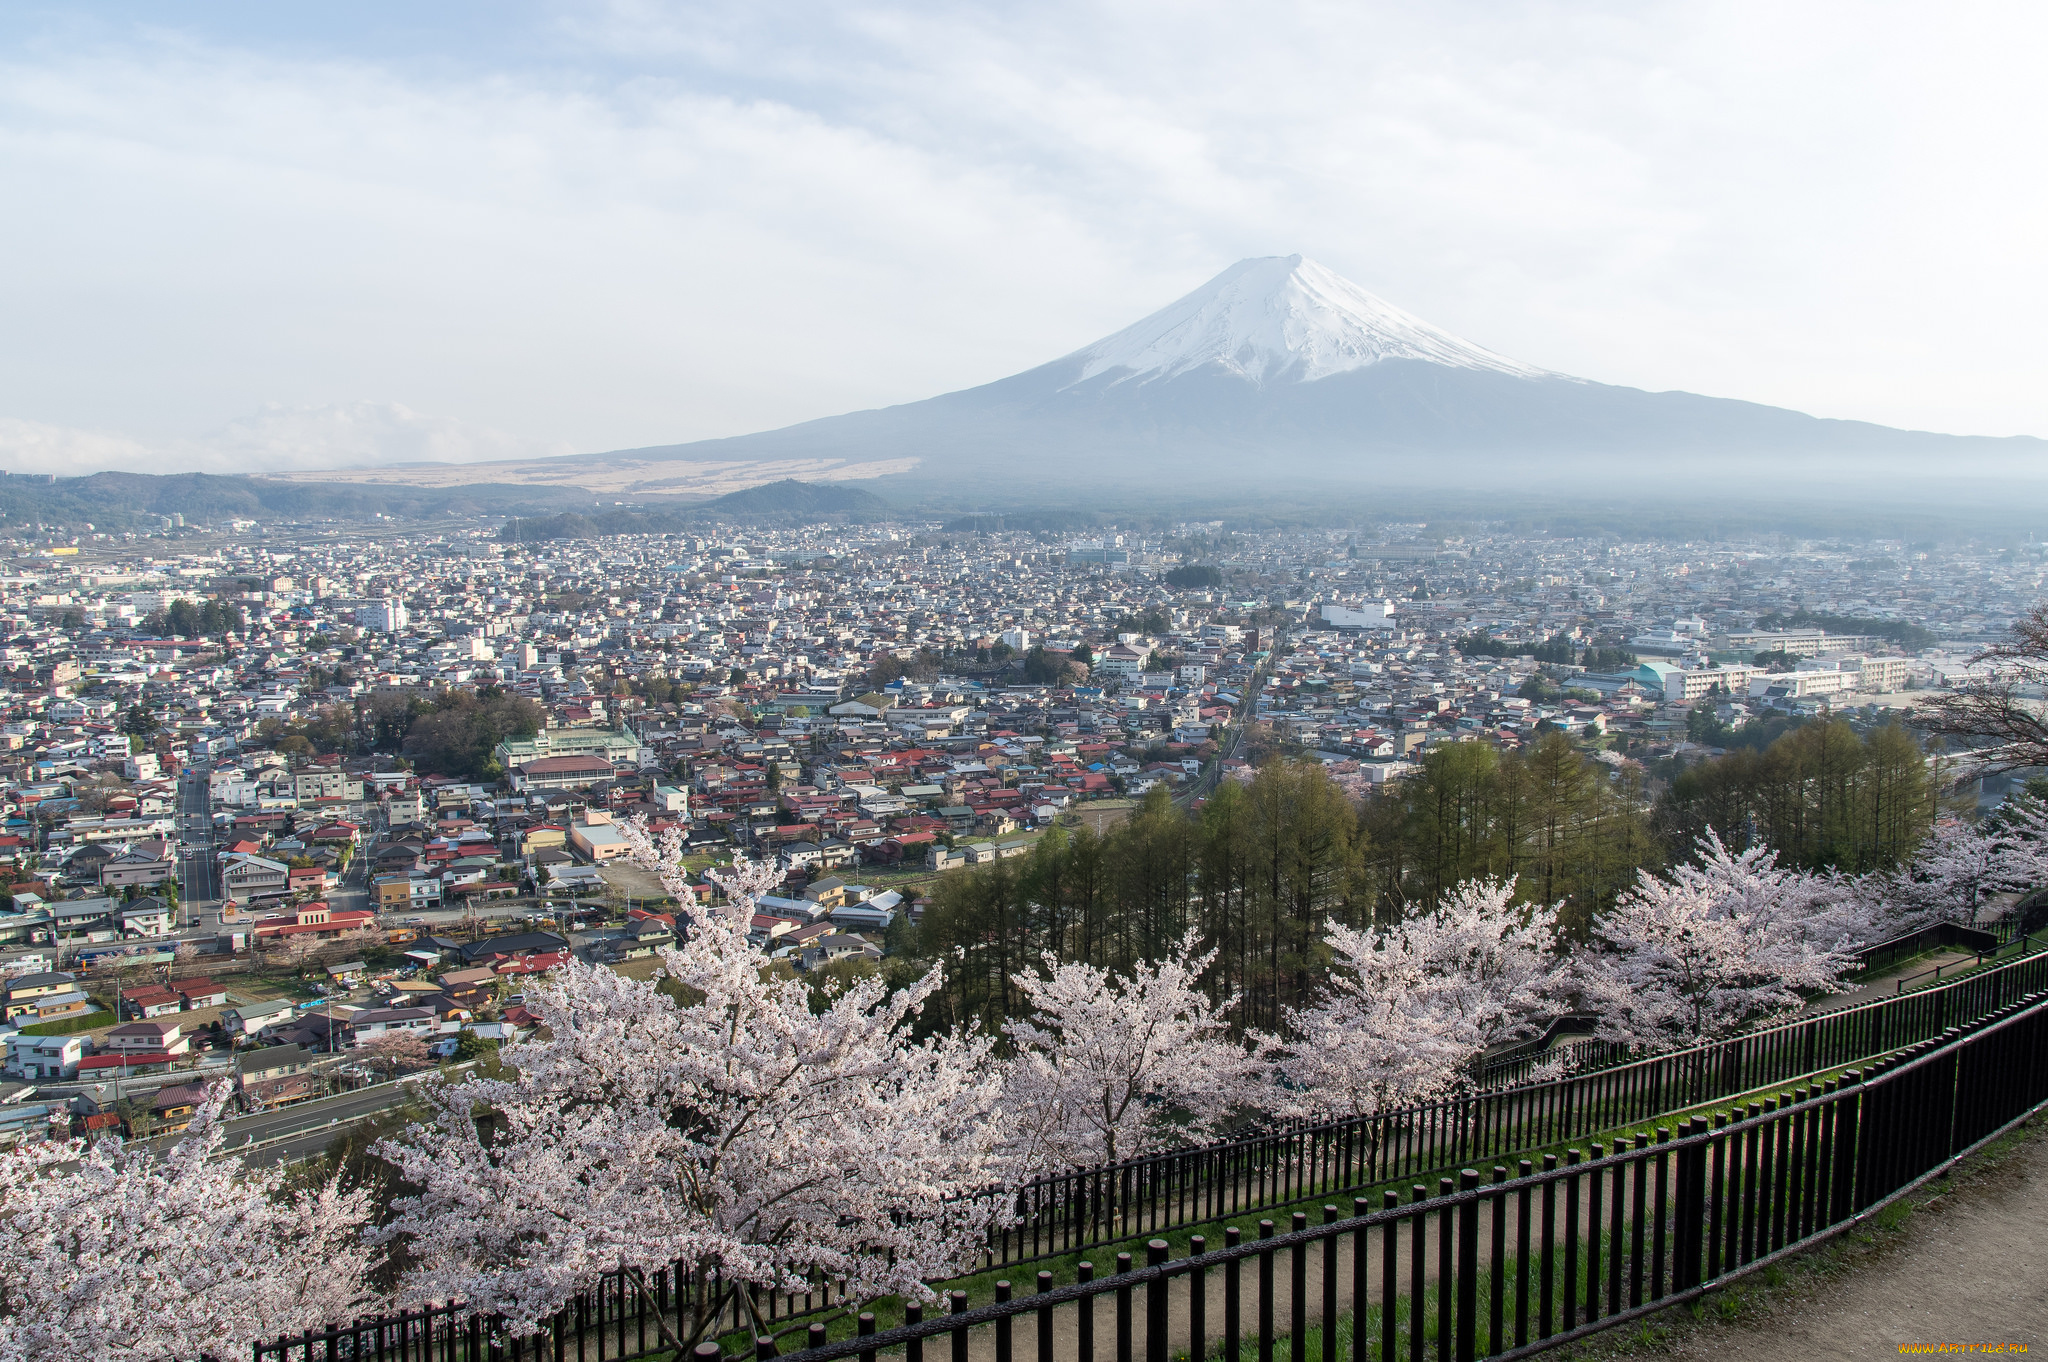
[
  {"left": 597, "top": 255, "right": 2045, "bottom": 494},
  {"left": 1067, "top": 255, "right": 1547, "bottom": 385}
]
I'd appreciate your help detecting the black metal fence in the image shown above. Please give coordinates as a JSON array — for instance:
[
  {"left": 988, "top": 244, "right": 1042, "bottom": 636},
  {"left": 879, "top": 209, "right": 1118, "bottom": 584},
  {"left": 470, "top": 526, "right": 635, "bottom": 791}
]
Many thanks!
[
  {"left": 989, "top": 941, "right": 2048, "bottom": 1267},
  {"left": 744, "top": 988, "right": 2048, "bottom": 1362},
  {"left": 247, "top": 954, "right": 2048, "bottom": 1362},
  {"left": 1847, "top": 920, "right": 1998, "bottom": 976},
  {"left": 251, "top": 987, "right": 2048, "bottom": 1362}
]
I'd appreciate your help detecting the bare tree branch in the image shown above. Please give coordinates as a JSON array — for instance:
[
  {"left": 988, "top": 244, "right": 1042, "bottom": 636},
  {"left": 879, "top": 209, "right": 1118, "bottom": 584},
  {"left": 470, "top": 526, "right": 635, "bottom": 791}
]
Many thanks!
[{"left": 1917, "top": 603, "right": 2048, "bottom": 773}]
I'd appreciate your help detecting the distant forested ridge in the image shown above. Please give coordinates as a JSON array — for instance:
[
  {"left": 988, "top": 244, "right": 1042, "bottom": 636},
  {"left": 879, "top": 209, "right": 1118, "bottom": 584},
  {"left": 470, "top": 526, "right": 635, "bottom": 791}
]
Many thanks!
[{"left": 1752, "top": 609, "right": 1936, "bottom": 650}]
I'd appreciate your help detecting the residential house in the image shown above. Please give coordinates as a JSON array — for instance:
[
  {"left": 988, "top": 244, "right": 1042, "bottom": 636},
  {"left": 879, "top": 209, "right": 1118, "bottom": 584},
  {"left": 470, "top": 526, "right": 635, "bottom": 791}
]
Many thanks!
[
  {"left": 100, "top": 845, "right": 175, "bottom": 890},
  {"left": 2, "top": 972, "right": 90, "bottom": 1022},
  {"left": 220, "top": 852, "right": 290, "bottom": 902},
  {"left": 49, "top": 897, "right": 121, "bottom": 942},
  {"left": 288, "top": 864, "right": 330, "bottom": 897},
  {"left": 103, "top": 1019, "right": 188, "bottom": 1056},
  {"left": 119, "top": 984, "right": 185, "bottom": 1019},
  {"left": 348, "top": 1005, "right": 437, "bottom": 1042},
  {"left": 221, "top": 996, "right": 297, "bottom": 1038},
  {"left": 237, "top": 1044, "right": 322, "bottom": 1109},
  {"left": 3, "top": 1032, "right": 85, "bottom": 1080},
  {"left": 798, "top": 933, "right": 881, "bottom": 971},
  {"left": 438, "top": 966, "right": 499, "bottom": 1008},
  {"left": 454, "top": 932, "right": 569, "bottom": 967},
  {"left": 173, "top": 978, "right": 228, "bottom": 1009},
  {"left": 802, "top": 876, "right": 853, "bottom": 909},
  {"left": 120, "top": 896, "right": 175, "bottom": 938},
  {"left": 146, "top": 1080, "right": 210, "bottom": 1134}
]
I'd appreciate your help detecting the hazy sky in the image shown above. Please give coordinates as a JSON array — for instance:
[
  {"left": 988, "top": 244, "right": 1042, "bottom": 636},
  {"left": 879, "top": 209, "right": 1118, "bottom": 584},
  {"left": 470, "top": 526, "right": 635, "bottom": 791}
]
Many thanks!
[{"left": 3, "top": 2, "right": 2044, "bottom": 475}]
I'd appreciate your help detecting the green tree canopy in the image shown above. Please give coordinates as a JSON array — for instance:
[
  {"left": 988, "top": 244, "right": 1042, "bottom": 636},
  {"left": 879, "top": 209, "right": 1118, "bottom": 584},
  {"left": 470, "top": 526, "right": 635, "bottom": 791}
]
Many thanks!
[{"left": 399, "top": 687, "right": 545, "bottom": 780}]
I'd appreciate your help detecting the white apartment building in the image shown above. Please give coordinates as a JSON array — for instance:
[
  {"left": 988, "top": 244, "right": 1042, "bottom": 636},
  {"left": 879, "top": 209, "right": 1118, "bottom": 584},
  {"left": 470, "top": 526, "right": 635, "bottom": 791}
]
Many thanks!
[
  {"left": 1751, "top": 669, "right": 1853, "bottom": 699},
  {"left": 354, "top": 597, "right": 409, "bottom": 633},
  {"left": 1645, "top": 663, "right": 1759, "bottom": 702},
  {"left": 1835, "top": 655, "right": 1911, "bottom": 693}
]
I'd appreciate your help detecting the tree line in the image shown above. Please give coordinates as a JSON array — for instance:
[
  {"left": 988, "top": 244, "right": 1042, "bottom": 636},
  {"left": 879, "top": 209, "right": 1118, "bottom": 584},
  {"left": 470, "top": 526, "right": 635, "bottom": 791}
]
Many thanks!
[
  {"left": 256, "top": 686, "right": 544, "bottom": 779},
  {"left": 1654, "top": 719, "right": 1938, "bottom": 874},
  {"left": 909, "top": 738, "right": 1651, "bottom": 1037},
  {"left": 908, "top": 722, "right": 1942, "bottom": 1037},
  {"left": 141, "top": 596, "right": 244, "bottom": 637},
  {"left": 1454, "top": 632, "right": 1637, "bottom": 670}
]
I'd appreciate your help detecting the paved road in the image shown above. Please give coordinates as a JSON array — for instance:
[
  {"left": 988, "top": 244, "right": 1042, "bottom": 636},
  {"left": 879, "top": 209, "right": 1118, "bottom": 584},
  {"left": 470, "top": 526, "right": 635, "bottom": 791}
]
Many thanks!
[
  {"left": 176, "top": 765, "right": 219, "bottom": 923},
  {"left": 1177, "top": 635, "right": 1282, "bottom": 809},
  {"left": 127, "top": 1068, "right": 469, "bottom": 1168},
  {"left": 218, "top": 1081, "right": 429, "bottom": 1148}
]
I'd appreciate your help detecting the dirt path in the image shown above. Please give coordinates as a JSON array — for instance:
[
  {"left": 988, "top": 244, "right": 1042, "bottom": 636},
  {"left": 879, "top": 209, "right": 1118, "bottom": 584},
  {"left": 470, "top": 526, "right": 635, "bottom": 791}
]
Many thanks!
[
  {"left": 911, "top": 1115, "right": 2048, "bottom": 1362},
  {"left": 1564, "top": 1117, "right": 2048, "bottom": 1362},
  {"left": 1802, "top": 951, "right": 1975, "bottom": 1016}
]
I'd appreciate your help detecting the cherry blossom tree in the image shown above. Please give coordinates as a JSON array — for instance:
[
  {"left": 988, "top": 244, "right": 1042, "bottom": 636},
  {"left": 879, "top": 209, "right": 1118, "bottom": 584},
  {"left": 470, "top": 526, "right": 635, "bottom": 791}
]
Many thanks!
[
  {"left": 1577, "top": 850, "right": 1859, "bottom": 1048},
  {"left": 374, "top": 823, "right": 1018, "bottom": 1349},
  {"left": 1985, "top": 793, "right": 2048, "bottom": 885},
  {"left": 1848, "top": 794, "right": 2048, "bottom": 938},
  {"left": 357, "top": 1028, "right": 431, "bottom": 1080},
  {"left": 1275, "top": 878, "right": 1563, "bottom": 1128},
  {"left": 265, "top": 930, "right": 329, "bottom": 972},
  {"left": 1868, "top": 817, "right": 1999, "bottom": 932},
  {"left": 0, "top": 1084, "right": 376, "bottom": 1362},
  {"left": 1003, "top": 931, "right": 1267, "bottom": 1169},
  {"left": 1664, "top": 831, "right": 1876, "bottom": 949}
]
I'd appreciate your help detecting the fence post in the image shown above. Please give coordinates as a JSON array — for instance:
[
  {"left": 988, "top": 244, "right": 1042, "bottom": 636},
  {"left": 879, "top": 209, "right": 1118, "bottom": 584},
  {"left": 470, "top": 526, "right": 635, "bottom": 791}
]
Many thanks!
[
  {"left": 1438, "top": 1177, "right": 1457, "bottom": 1357},
  {"left": 1223, "top": 1230, "right": 1240, "bottom": 1362},
  {"left": 1489, "top": 1166, "right": 1509, "bottom": 1353},
  {"left": 1077, "top": 1264, "right": 1094, "bottom": 1362},
  {"left": 1380, "top": 1190, "right": 1399, "bottom": 1362},
  {"left": 1323, "top": 1205, "right": 1341, "bottom": 1362},
  {"left": 951, "top": 1289, "right": 971, "bottom": 1362},
  {"left": 1452, "top": 1169, "right": 1479, "bottom": 1362},
  {"left": 1038, "top": 1270, "right": 1056, "bottom": 1362},
  {"left": 1257, "top": 1221, "right": 1276, "bottom": 1362},
  {"left": 996, "top": 1281, "right": 1013, "bottom": 1362},
  {"left": 1670, "top": 1126, "right": 1696, "bottom": 1293},
  {"left": 1146, "top": 1243, "right": 1169, "bottom": 1362},
  {"left": 1561, "top": 1152, "right": 1581, "bottom": 1333}
]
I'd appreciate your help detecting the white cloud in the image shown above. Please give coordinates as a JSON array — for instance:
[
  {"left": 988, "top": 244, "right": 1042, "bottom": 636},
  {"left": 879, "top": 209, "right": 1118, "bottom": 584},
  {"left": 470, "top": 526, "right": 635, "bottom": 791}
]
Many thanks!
[
  {"left": 0, "top": 419, "right": 155, "bottom": 476},
  {"left": 0, "top": 403, "right": 568, "bottom": 476},
  {"left": 209, "top": 402, "right": 573, "bottom": 470},
  {"left": 0, "top": 1, "right": 2043, "bottom": 473}
]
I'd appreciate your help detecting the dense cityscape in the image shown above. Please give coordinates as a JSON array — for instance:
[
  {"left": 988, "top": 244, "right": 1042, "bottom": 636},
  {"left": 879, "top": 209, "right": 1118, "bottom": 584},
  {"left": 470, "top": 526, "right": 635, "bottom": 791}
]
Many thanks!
[{"left": 2, "top": 513, "right": 2035, "bottom": 1122}]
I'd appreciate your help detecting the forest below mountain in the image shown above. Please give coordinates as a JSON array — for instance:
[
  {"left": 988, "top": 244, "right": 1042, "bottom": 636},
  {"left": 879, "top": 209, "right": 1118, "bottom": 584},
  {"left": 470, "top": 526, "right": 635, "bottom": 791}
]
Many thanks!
[{"left": 899, "top": 720, "right": 1941, "bottom": 1037}]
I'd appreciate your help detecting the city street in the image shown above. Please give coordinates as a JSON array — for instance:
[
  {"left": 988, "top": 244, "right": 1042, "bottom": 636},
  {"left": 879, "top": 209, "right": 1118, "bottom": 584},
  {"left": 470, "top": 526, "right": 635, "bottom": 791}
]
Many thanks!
[
  {"left": 122, "top": 1065, "right": 472, "bottom": 1169},
  {"left": 175, "top": 765, "right": 218, "bottom": 929}
]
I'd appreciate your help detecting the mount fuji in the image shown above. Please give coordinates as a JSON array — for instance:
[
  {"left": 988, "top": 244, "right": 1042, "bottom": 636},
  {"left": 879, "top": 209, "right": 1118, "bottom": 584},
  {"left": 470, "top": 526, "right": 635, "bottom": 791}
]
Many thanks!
[{"left": 555, "top": 255, "right": 2048, "bottom": 498}]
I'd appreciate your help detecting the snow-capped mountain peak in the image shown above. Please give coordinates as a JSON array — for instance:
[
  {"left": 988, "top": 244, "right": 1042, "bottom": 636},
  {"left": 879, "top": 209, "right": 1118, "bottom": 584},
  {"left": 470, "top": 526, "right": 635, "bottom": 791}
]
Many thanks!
[{"left": 1069, "top": 254, "right": 1547, "bottom": 387}]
